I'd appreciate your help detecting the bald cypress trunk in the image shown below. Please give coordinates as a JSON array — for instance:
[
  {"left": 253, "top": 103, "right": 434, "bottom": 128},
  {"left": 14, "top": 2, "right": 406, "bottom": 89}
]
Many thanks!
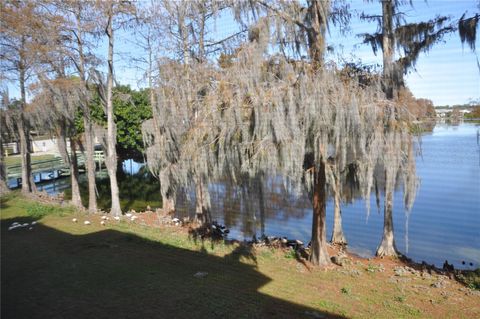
[
  {"left": 195, "top": 176, "right": 211, "bottom": 224},
  {"left": 257, "top": 175, "right": 266, "bottom": 238},
  {"left": 83, "top": 117, "right": 97, "bottom": 212},
  {"left": 105, "top": 7, "right": 122, "bottom": 216},
  {"left": 376, "top": 189, "right": 398, "bottom": 257},
  {"left": 161, "top": 188, "right": 175, "bottom": 213},
  {"left": 0, "top": 142, "right": 9, "bottom": 195},
  {"left": 69, "top": 139, "right": 83, "bottom": 208},
  {"left": 159, "top": 169, "right": 175, "bottom": 213},
  {"left": 377, "top": 1, "right": 400, "bottom": 256},
  {"left": 18, "top": 62, "right": 35, "bottom": 194},
  {"left": 18, "top": 117, "right": 32, "bottom": 193},
  {"left": 309, "top": 162, "right": 330, "bottom": 265},
  {"left": 307, "top": 0, "right": 330, "bottom": 265},
  {"left": 56, "top": 121, "right": 82, "bottom": 208},
  {"left": 331, "top": 188, "right": 347, "bottom": 245},
  {"left": 75, "top": 9, "right": 97, "bottom": 213},
  {"left": 306, "top": 0, "right": 328, "bottom": 66},
  {"left": 382, "top": 0, "right": 395, "bottom": 99}
]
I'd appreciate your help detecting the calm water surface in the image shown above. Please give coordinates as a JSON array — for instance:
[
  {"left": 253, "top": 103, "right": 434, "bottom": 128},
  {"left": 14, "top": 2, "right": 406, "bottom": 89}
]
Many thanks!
[
  {"left": 17, "top": 122, "right": 479, "bottom": 269},
  {"left": 193, "top": 122, "right": 480, "bottom": 269}
]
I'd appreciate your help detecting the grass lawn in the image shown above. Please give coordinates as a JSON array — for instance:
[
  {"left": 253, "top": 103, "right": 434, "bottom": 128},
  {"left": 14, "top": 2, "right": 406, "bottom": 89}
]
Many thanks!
[
  {"left": 1, "top": 192, "right": 479, "bottom": 319},
  {"left": 4, "top": 154, "right": 56, "bottom": 168}
]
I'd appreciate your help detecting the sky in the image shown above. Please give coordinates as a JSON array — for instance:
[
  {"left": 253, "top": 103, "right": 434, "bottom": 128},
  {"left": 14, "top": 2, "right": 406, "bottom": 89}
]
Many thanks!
[
  {"left": 5, "top": 0, "right": 480, "bottom": 107},
  {"left": 332, "top": 0, "right": 480, "bottom": 107}
]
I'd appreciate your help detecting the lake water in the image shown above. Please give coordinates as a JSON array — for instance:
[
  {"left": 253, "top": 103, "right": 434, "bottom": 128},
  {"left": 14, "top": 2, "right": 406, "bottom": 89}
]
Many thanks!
[{"left": 12, "top": 122, "right": 479, "bottom": 269}]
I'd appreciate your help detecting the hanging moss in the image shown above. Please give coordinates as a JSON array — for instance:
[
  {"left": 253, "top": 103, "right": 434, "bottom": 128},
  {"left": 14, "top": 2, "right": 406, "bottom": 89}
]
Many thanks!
[{"left": 142, "top": 29, "right": 418, "bottom": 220}]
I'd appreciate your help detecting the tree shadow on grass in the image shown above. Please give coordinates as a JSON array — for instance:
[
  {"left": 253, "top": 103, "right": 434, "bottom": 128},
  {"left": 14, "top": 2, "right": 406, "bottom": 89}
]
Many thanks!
[{"left": 1, "top": 216, "right": 346, "bottom": 319}]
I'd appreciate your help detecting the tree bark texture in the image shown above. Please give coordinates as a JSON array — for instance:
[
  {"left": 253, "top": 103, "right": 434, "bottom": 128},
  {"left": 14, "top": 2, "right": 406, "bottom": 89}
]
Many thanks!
[
  {"left": 331, "top": 188, "right": 347, "bottom": 245},
  {"left": 75, "top": 9, "right": 97, "bottom": 213},
  {"left": 376, "top": 189, "right": 399, "bottom": 257},
  {"left": 105, "top": 7, "right": 122, "bottom": 216},
  {"left": 306, "top": 0, "right": 330, "bottom": 68},
  {"left": 69, "top": 139, "right": 83, "bottom": 208},
  {"left": 195, "top": 176, "right": 211, "bottom": 224},
  {"left": 83, "top": 116, "right": 97, "bottom": 212},
  {"left": 18, "top": 63, "right": 35, "bottom": 194},
  {"left": 382, "top": 0, "right": 395, "bottom": 99},
  {"left": 0, "top": 142, "right": 10, "bottom": 195},
  {"left": 257, "top": 175, "right": 266, "bottom": 238},
  {"left": 56, "top": 121, "right": 82, "bottom": 208},
  {"left": 309, "top": 161, "right": 330, "bottom": 265},
  {"left": 159, "top": 169, "right": 175, "bottom": 213}
]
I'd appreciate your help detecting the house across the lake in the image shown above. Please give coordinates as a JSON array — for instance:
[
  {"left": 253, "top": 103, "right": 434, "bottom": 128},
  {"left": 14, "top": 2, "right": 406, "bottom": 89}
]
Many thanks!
[
  {"left": 3, "top": 136, "right": 101, "bottom": 156},
  {"left": 435, "top": 108, "right": 471, "bottom": 118}
]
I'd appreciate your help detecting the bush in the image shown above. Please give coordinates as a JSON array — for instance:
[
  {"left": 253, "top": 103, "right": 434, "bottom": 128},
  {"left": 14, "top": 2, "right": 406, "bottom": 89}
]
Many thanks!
[
  {"left": 25, "top": 203, "right": 68, "bottom": 218},
  {"left": 457, "top": 268, "right": 480, "bottom": 290},
  {"left": 340, "top": 287, "right": 351, "bottom": 295}
]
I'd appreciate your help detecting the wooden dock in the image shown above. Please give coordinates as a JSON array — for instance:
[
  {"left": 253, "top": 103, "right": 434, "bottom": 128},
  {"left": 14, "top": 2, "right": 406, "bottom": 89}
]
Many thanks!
[{"left": 6, "top": 151, "right": 105, "bottom": 185}]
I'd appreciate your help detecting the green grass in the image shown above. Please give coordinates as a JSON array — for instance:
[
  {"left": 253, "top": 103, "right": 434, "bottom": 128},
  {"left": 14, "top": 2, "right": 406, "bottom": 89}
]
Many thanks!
[
  {"left": 4, "top": 154, "right": 55, "bottom": 168},
  {"left": 2, "top": 192, "right": 479, "bottom": 319},
  {"left": 284, "top": 247, "right": 296, "bottom": 259},
  {"left": 341, "top": 286, "right": 352, "bottom": 295},
  {"left": 456, "top": 268, "right": 480, "bottom": 290},
  {"left": 25, "top": 202, "right": 74, "bottom": 219},
  {"left": 394, "top": 295, "right": 407, "bottom": 303}
]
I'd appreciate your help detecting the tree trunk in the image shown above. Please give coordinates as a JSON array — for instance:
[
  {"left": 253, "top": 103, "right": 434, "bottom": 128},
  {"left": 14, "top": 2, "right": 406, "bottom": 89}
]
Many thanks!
[
  {"left": 18, "top": 113, "right": 35, "bottom": 193},
  {"left": 306, "top": 0, "right": 330, "bottom": 67},
  {"left": 18, "top": 63, "right": 35, "bottom": 194},
  {"left": 258, "top": 175, "right": 266, "bottom": 238},
  {"left": 105, "top": 7, "right": 122, "bottom": 216},
  {"left": 162, "top": 189, "right": 175, "bottom": 213},
  {"left": 198, "top": 2, "right": 206, "bottom": 63},
  {"left": 195, "top": 176, "right": 211, "bottom": 224},
  {"left": 76, "top": 8, "right": 97, "bottom": 213},
  {"left": 69, "top": 138, "right": 83, "bottom": 208},
  {"left": 0, "top": 141, "right": 10, "bottom": 195},
  {"left": 178, "top": 8, "right": 189, "bottom": 66},
  {"left": 56, "top": 121, "right": 81, "bottom": 208},
  {"left": 159, "top": 169, "right": 175, "bottom": 213},
  {"left": 147, "top": 35, "right": 155, "bottom": 109},
  {"left": 304, "top": 1, "right": 330, "bottom": 266},
  {"left": 83, "top": 116, "right": 97, "bottom": 212},
  {"left": 52, "top": 60, "right": 84, "bottom": 209},
  {"left": 19, "top": 146, "right": 30, "bottom": 193},
  {"left": 309, "top": 162, "right": 330, "bottom": 265},
  {"left": 331, "top": 189, "right": 347, "bottom": 245},
  {"left": 382, "top": 0, "right": 395, "bottom": 99},
  {"left": 376, "top": 189, "right": 398, "bottom": 257}
]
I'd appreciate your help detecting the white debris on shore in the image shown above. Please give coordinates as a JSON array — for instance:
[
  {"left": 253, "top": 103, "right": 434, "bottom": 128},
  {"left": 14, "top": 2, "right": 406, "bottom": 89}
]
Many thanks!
[{"left": 8, "top": 221, "right": 36, "bottom": 231}]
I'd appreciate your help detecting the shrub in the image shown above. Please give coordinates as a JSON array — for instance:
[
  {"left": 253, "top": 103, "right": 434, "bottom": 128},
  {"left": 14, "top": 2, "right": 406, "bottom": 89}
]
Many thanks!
[{"left": 25, "top": 203, "right": 71, "bottom": 218}]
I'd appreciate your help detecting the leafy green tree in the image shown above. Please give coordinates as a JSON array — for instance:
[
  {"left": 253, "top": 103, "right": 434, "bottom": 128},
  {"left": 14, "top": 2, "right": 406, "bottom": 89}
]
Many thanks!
[
  {"left": 114, "top": 86, "right": 152, "bottom": 159},
  {"left": 81, "top": 85, "right": 152, "bottom": 160}
]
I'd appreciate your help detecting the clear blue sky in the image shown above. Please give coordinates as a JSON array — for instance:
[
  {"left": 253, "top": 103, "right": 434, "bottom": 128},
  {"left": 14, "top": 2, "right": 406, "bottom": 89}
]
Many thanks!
[{"left": 6, "top": 0, "right": 480, "bottom": 107}]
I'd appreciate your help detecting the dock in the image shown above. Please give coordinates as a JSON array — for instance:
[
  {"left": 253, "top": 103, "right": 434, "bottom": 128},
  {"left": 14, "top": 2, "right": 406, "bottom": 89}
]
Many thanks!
[{"left": 6, "top": 151, "right": 105, "bottom": 186}]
